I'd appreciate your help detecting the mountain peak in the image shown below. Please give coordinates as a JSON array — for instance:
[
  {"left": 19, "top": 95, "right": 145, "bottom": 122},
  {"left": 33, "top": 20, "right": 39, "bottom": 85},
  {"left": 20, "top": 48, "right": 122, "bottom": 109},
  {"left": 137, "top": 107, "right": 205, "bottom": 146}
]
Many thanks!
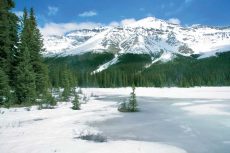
[{"left": 124, "top": 16, "right": 180, "bottom": 30}]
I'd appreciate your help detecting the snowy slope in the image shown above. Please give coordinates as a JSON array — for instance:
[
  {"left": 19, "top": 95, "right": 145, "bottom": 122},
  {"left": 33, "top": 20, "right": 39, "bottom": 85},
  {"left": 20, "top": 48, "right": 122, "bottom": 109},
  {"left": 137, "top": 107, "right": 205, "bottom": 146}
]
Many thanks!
[
  {"left": 43, "top": 17, "right": 230, "bottom": 58},
  {"left": 43, "top": 28, "right": 105, "bottom": 56}
]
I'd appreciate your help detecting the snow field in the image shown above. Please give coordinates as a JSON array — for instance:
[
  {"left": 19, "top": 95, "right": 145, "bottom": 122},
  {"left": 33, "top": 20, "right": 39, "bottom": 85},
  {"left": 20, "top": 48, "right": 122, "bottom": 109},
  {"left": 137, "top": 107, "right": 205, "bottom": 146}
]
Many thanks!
[{"left": 1, "top": 87, "right": 230, "bottom": 153}]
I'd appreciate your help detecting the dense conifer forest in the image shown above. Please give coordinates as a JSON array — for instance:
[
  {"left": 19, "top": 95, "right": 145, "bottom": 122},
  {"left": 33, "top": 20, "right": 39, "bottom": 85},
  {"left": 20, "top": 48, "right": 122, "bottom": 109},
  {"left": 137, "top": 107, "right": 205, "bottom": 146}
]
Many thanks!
[{"left": 46, "top": 51, "right": 230, "bottom": 88}]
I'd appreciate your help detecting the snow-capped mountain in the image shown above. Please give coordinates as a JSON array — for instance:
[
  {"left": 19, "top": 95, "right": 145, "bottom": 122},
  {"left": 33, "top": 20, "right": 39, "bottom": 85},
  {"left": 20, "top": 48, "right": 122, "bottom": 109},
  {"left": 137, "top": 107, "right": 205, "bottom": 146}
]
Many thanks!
[{"left": 43, "top": 17, "right": 230, "bottom": 58}]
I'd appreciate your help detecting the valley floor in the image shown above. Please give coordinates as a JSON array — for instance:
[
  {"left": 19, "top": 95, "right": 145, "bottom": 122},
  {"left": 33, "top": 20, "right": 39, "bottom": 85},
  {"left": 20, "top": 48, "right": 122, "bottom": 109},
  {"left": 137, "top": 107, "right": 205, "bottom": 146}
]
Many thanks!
[{"left": 0, "top": 87, "right": 230, "bottom": 153}]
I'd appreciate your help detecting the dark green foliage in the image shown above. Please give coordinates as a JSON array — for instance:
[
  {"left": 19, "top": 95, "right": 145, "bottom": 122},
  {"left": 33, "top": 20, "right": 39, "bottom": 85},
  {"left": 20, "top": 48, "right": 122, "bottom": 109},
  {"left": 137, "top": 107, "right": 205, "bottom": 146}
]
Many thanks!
[
  {"left": 0, "top": 68, "right": 11, "bottom": 105},
  {"left": 72, "top": 92, "right": 81, "bottom": 110},
  {"left": 0, "top": 0, "right": 18, "bottom": 107},
  {"left": 0, "top": 0, "right": 18, "bottom": 73},
  {"left": 128, "top": 84, "right": 138, "bottom": 112},
  {"left": 46, "top": 93, "right": 57, "bottom": 106},
  {"left": 35, "top": 62, "right": 49, "bottom": 96},
  {"left": 46, "top": 53, "right": 151, "bottom": 87},
  {"left": 46, "top": 52, "right": 113, "bottom": 87},
  {"left": 39, "top": 93, "right": 56, "bottom": 109},
  {"left": 15, "top": 47, "right": 36, "bottom": 104},
  {"left": 46, "top": 51, "right": 230, "bottom": 88},
  {"left": 118, "top": 85, "right": 138, "bottom": 112},
  {"left": 142, "top": 52, "right": 230, "bottom": 87},
  {"left": 18, "top": 8, "right": 49, "bottom": 96},
  {"left": 61, "top": 66, "right": 76, "bottom": 101},
  {"left": 28, "top": 8, "right": 49, "bottom": 96},
  {"left": 0, "top": 4, "right": 53, "bottom": 107},
  {"left": 13, "top": 7, "right": 51, "bottom": 106},
  {"left": 62, "top": 87, "right": 70, "bottom": 101}
]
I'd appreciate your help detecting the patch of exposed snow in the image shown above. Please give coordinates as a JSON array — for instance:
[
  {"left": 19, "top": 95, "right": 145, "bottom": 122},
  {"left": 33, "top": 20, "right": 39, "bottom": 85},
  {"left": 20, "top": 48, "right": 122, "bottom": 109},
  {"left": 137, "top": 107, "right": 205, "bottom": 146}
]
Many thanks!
[{"left": 91, "top": 55, "right": 119, "bottom": 74}]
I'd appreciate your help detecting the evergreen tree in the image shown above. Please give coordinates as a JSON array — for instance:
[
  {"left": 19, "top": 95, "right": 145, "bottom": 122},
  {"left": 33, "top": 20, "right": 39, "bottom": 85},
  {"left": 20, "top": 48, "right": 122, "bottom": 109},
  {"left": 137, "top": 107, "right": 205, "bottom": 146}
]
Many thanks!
[
  {"left": 15, "top": 46, "right": 36, "bottom": 104},
  {"left": 0, "top": 0, "right": 18, "bottom": 91},
  {"left": 61, "top": 67, "right": 71, "bottom": 101},
  {"left": 128, "top": 84, "right": 138, "bottom": 112},
  {"left": 72, "top": 91, "right": 81, "bottom": 110},
  {"left": 39, "top": 93, "right": 57, "bottom": 109},
  {"left": 28, "top": 8, "right": 49, "bottom": 96},
  {"left": 14, "top": 8, "right": 50, "bottom": 105}
]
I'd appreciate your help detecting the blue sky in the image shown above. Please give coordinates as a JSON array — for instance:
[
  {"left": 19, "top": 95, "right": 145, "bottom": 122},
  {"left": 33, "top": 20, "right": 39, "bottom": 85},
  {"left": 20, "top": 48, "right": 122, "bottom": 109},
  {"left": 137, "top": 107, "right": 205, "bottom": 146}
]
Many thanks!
[{"left": 13, "top": 0, "right": 230, "bottom": 35}]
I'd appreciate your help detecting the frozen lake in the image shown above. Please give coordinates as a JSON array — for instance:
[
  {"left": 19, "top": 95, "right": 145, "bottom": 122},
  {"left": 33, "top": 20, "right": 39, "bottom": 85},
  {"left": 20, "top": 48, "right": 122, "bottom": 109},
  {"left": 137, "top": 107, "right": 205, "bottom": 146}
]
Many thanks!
[
  {"left": 92, "top": 96, "right": 230, "bottom": 153},
  {"left": 0, "top": 87, "right": 230, "bottom": 153}
]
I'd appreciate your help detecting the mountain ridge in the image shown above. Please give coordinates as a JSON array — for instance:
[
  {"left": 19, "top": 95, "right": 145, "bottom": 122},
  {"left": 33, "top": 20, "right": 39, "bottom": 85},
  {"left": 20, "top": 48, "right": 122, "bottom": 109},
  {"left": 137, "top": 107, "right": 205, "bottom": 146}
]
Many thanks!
[{"left": 43, "top": 17, "right": 230, "bottom": 60}]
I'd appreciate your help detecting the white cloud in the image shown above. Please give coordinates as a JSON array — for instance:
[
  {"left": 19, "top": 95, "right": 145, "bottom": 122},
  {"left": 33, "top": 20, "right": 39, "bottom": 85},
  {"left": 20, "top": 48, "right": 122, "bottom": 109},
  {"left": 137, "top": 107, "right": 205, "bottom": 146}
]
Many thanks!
[
  {"left": 168, "top": 18, "right": 181, "bottom": 25},
  {"left": 40, "top": 16, "right": 181, "bottom": 37},
  {"left": 121, "top": 18, "right": 136, "bottom": 26},
  {"left": 39, "top": 22, "right": 103, "bottom": 36},
  {"left": 48, "top": 6, "right": 59, "bottom": 16},
  {"left": 79, "top": 11, "right": 97, "bottom": 17},
  {"left": 40, "top": 17, "right": 139, "bottom": 37},
  {"left": 14, "top": 11, "right": 23, "bottom": 18}
]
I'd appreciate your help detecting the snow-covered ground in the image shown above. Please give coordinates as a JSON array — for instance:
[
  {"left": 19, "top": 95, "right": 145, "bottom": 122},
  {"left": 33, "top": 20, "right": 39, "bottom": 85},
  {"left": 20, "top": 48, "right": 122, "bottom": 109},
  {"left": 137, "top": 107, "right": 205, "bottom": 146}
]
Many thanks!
[{"left": 0, "top": 87, "right": 230, "bottom": 153}]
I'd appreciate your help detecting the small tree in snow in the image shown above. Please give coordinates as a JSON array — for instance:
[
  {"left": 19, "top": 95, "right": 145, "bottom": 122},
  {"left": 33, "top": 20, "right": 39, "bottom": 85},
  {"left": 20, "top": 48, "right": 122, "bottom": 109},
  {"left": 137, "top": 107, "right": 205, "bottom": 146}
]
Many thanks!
[
  {"left": 72, "top": 92, "right": 81, "bottom": 110},
  {"left": 118, "top": 84, "right": 138, "bottom": 112},
  {"left": 128, "top": 84, "right": 138, "bottom": 112}
]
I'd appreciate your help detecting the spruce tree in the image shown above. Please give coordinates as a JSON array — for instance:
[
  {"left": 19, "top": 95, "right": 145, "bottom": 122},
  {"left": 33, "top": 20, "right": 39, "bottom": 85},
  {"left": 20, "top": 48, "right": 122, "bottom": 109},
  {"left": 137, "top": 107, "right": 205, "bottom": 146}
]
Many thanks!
[
  {"left": 14, "top": 9, "right": 36, "bottom": 105},
  {"left": 61, "top": 67, "right": 71, "bottom": 101},
  {"left": 14, "top": 8, "right": 50, "bottom": 105},
  {"left": 72, "top": 92, "right": 81, "bottom": 110},
  {"left": 0, "top": 0, "right": 18, "bottom": 95},
  {"left": 15, "top": 46, "right": 36, "bottom": 104},
  {"left": 128, "top": 84, "right": 138, "bottom": 112},
  {"left": 28, "top": 8, "right": 49, "bottom": 96},
  {"left": 0, "top": 0, "right": 18, "bottom": 72}
]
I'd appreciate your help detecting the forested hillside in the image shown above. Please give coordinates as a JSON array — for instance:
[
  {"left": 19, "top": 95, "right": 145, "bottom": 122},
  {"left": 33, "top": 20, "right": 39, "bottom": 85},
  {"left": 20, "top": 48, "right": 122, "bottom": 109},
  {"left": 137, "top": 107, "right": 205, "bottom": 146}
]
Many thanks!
[{"left": 46, "top": 51, "right": 230, "bottom": 88}]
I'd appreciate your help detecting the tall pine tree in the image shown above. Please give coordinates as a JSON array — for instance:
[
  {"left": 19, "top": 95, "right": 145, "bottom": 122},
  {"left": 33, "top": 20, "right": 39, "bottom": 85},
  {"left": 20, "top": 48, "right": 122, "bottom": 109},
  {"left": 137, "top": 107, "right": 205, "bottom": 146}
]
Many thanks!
[
  {"left": 0, "top": 0, "right": 18, "bottom": 102},
  {"left": 28, "top": 8, "right": 49, "bottom": 96},
  {"left": 14, "top": 8, "right": 36, "bottom": 105},
  {"left": 15, "top": 46, "right": 36, "bottom": 104}
]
